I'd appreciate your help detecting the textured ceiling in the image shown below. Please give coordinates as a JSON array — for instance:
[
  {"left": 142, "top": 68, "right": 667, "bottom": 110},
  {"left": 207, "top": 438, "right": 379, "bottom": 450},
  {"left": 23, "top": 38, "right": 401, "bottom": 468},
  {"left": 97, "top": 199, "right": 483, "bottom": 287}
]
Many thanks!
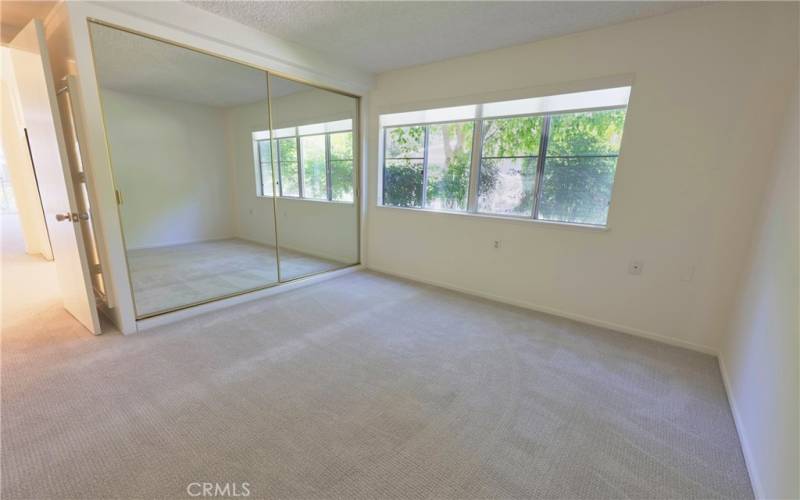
[
  {"left": 90, "top": 23, "right": 308, "bottom": 107},
  {"left": 186, "top": 1, "right": 696, "bottom": 73}
]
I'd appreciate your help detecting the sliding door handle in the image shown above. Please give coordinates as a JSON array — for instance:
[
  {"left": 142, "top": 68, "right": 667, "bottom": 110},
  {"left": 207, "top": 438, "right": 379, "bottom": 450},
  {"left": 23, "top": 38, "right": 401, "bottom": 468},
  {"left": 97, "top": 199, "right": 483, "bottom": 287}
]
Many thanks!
[{"left": 55, "top": 212, "right": 90, "bottom": 222}]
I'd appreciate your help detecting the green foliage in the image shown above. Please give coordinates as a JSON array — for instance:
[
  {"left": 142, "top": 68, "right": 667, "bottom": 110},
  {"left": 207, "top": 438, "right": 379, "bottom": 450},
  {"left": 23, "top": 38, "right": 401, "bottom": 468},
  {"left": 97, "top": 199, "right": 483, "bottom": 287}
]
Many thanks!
[
  {"left": 384, "top": 123, "right": 473, "bottom": 210},
  {"left": 301, "top": 135, "right": 326, "bottom": 200},
  {"left": 482, "top": 116, "right": 542, "bottom": 157},
  {"left": 330, "top": 132, "right": 354, "bottom": 201},
  {"left": 538, "top": 109, "right": 626, "bottom": 224},
  {"left": 478, "top": 116, "right": 543, "bottom": 213},
  {"left": 383, "top": 160, "right": 423, "bottom": 207},
  {"left": 547, "top": 109, "right": 624, "bottom": 156},
  {"left": 426, "top": 122, "right": 473, "bottom": 210},
  {"left": 382, "top": 108, "right": 626, "bottom": 223},
  {"left": 278, "top": 138, "right": 297, "bottom": 162},
  {"left": 385, "top": 126, "right": 424, "bottom": 158},
  {"left": 538, "top": 157, "right": 616, "bottom": 224},
  {"left": 383, "top": 126, "right": 425, "bottom": 207},
  {"left": 330, "top": 132, "right": 353, "bottom": 161}
]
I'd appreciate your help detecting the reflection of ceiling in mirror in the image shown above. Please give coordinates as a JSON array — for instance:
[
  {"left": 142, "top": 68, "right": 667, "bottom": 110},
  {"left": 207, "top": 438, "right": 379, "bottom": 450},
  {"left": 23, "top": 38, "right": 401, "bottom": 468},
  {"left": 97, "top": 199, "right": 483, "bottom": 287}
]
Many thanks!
[{"left": 90, "top": 23, "right": 304, "bottom": 108}]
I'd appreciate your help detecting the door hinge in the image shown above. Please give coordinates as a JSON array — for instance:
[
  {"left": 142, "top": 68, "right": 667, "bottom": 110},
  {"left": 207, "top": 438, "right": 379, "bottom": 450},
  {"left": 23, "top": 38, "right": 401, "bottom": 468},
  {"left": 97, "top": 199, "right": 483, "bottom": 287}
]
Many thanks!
[{"left": 115, "top": 189, "right": 123, "bottom": 205}]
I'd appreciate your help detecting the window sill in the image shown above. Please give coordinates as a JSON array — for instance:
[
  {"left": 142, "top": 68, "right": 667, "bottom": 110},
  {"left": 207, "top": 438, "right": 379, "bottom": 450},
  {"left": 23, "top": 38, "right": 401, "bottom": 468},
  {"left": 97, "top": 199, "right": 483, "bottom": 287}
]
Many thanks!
[
  {"left": 256, "top": 195, "right": 355, "bottom": 206},
  {"left": 375, "top": 204, "right": 609, "bottom": 232}
]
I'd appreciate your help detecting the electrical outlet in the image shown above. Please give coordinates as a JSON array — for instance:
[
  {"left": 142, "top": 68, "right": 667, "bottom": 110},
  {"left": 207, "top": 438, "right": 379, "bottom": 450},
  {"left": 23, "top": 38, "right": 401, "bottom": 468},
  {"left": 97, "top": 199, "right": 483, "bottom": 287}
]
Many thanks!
[
  {"left": 629, "top": 259, "right": 644, "bottom": 275},
  {"left": 493, "top": 240, "right": 502, "bottom": 249}
]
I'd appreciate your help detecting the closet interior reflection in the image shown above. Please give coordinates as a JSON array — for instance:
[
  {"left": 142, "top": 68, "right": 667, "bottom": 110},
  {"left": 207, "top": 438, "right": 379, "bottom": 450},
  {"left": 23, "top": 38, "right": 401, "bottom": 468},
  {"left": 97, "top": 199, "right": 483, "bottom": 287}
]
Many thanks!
[{"left": 90, "top": 22, "right": 359, "bottom": 318}]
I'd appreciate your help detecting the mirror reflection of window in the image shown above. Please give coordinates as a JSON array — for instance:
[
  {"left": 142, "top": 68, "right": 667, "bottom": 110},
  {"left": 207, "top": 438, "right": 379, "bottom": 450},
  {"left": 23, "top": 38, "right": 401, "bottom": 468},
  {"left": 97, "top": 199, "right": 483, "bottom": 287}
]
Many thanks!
[
  {"left": 252, "top": 119, "right": 354, "bottom": 202},
  {"left": 267, "top": 74, "right": 359, "bottom": 282}
]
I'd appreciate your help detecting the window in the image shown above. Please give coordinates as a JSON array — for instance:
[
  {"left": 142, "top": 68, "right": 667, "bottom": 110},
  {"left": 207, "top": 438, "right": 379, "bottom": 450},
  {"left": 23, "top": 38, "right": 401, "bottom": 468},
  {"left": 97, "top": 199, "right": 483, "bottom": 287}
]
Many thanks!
[
  {"left": 537, "top": 110, "right": 625, "bottom": 225},
  {"left": 330, "top": 131, "right": 354, "bottom": 202},
  {"left": 278, "top": 137, "right": 300, "bottom": 197},
  {"left": 382, "top": 121, "right": 474, "bottom": 211},
  {"left": 379, "top": 87, "right": 630, "bottom": 226},
  {"left": 301, "top": 135, "right": 326, "bottom": 200},
  {"left": 383, "top": 125, "right": 425, "bottom": 207},
  {"left": 478, "top": 116, "right": 542, "bottom": 216},
  {"left": 426, "top": 122, "right": 473, "bottom": 211},
  {"left": 253, "top": 119, "right": 354, "bottom": 202},
  {"left": 255, "top": 137, "right": 274, "bottom": 197}
]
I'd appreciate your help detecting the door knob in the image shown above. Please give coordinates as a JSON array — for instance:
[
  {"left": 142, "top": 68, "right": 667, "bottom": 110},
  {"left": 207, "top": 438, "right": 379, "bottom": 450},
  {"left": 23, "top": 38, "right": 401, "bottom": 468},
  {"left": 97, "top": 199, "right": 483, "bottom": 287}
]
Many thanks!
[{"left": 55, "top": 212, "right": 72, "bottom": 222}]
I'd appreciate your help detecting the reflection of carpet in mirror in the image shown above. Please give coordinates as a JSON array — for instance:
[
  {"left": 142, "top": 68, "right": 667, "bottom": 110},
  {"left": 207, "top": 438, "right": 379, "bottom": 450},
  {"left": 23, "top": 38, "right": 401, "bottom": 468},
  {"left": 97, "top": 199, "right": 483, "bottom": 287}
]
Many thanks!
[{"left": 127, "top": 238, "right": 345, "bottom": 316}]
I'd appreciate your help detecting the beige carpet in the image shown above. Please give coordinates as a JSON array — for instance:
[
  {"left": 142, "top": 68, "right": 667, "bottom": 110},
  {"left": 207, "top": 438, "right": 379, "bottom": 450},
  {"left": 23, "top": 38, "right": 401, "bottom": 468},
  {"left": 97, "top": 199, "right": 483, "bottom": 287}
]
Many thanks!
[
  {"left": 127, "top": 238, "right": 344, "bottom": 316},
  {"left": 2, "top": 227, "right": 753, "bottom": 498}
]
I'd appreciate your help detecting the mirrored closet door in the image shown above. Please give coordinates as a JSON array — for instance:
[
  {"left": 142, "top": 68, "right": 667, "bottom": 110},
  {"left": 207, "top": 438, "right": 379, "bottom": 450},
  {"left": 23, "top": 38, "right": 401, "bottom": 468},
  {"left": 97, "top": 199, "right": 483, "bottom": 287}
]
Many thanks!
[
  {"left": 90, "top": 22, "right": 358, "bottom": 319},
  {"left": 267, "top": 74, "right": 360, "bottom": 282}
]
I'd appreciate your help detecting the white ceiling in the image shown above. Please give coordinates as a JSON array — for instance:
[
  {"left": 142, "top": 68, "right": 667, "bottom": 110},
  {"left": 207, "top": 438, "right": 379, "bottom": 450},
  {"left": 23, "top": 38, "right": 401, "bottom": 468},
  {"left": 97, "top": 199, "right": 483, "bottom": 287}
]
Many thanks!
[
  {"left": 91, "top": 23, "right": 309, "bottom": 107},
  {"left": 186, "top": 1, "right": 697, "bottom": 74}
]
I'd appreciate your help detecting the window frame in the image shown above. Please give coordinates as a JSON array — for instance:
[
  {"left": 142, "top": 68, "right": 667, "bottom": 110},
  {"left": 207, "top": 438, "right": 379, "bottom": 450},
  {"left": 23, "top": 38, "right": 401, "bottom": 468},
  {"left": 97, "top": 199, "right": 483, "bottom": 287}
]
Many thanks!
[
  {"left": 379, "top": 103, "right": 627, "bottom": 227},
  {"left": 254, "top": 124, "right": 355, "bottom": 204},
  {"left": 382, "top": 119, "right": 476, "bottom": 211},
  {"left": 328, "top": 131, "right": 356, "bottom": 202}
]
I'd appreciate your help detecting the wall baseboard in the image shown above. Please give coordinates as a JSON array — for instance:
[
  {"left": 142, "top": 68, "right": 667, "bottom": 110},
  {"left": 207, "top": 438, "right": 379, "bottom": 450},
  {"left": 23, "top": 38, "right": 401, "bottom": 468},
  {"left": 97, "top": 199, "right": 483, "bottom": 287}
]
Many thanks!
[
  {"left": 366, "top": 265, "right": 718, "bottom": 355},
  {"left": 718, "top": 355, "right": 764, "bottom": 499}
]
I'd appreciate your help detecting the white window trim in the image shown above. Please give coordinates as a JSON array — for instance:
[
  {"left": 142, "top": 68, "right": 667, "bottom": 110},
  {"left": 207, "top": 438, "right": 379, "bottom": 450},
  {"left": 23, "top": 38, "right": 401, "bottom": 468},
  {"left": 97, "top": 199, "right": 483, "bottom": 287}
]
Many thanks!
[
  {"left": 378, "top": 87, "right": 630, "bottom": 228},
  {"left": 375, "top": 204, "right": 610, "bottom": 232}
]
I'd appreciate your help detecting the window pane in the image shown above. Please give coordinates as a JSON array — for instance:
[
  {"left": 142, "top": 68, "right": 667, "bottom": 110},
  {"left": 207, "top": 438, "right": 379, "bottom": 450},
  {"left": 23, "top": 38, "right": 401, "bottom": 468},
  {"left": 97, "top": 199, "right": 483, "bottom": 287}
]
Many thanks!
[
  {"left": 331, "top": 159, "right": 353, "bottom": 202},
  {"left": 385, "top": 126, "right": 424, "bottom": 159},
  {"left": 278, "top": 138, "right": 299, "bottom": 196},
  {"left": 477, "top": 157, "right": 536, "bottom": 215},
  {"left": 547, "top": 109, "right": 626, "bottom": 156},
  {"left": 258, "top": 140, "right": 274, "bottom": 196},
  {"left": 301, "top": 135, "right": 326, "bottom": 200},
  {"left": 330, "top": 131, "right": 353, "bottom": 161},
  {"left": 537, "top": 156, "right": 617, "bottom": 225},
  {"left": 280, "top": 161, "right": 300, "bottom": 196},
  {"left": 481, "top": 116, "right": 543, "bottom": 158},
  {"left": 278, "top": 137, "right": 297, "bottom": 162},
  {"left": 425, "top": 122, "right": 473, "bottom": 211},
  {"left": 383, "top": 159, "right": 423, "bottom": 207}
]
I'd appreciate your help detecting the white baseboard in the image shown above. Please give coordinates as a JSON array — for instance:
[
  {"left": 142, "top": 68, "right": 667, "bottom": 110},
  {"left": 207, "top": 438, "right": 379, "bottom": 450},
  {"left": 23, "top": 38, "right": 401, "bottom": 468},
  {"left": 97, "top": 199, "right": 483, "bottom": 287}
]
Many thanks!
[
  {"left": 135, "top": 265, "right": 362, "bottom": 332},
  {"left": 366, "top": 265, "right": 718, "bottom": 355},
  {"left": 718, "top": 355, "right": 763, "bottom": 499}
]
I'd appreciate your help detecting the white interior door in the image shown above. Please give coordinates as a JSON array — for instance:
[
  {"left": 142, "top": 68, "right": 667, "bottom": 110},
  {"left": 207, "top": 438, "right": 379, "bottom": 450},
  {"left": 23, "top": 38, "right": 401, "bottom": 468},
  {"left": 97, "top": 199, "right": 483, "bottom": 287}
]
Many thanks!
[{"left": 10, "top": 21, "right": 101, "bottom": 334}]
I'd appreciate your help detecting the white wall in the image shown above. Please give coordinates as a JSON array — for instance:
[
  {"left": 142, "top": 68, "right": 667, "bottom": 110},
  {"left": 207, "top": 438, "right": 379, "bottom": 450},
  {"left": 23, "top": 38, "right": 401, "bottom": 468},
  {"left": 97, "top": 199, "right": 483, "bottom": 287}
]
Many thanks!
[
  {"left": 224, "top": 98, "right": 276, "bottom": 246},
  {"left": 226, "top": 89, "right": 359, "bottom": 263},
  {"left": 0, "top": 48, "right": 52, "bottom": 259},
  {"left": 101, "top": 89, "right": 233, "bottom": 249},
  {"left": 366, "top": 2, "right": 798, "bottom": 353},
  {"left": 720, "top": 74, "right": 799, "bottom": 499}
]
